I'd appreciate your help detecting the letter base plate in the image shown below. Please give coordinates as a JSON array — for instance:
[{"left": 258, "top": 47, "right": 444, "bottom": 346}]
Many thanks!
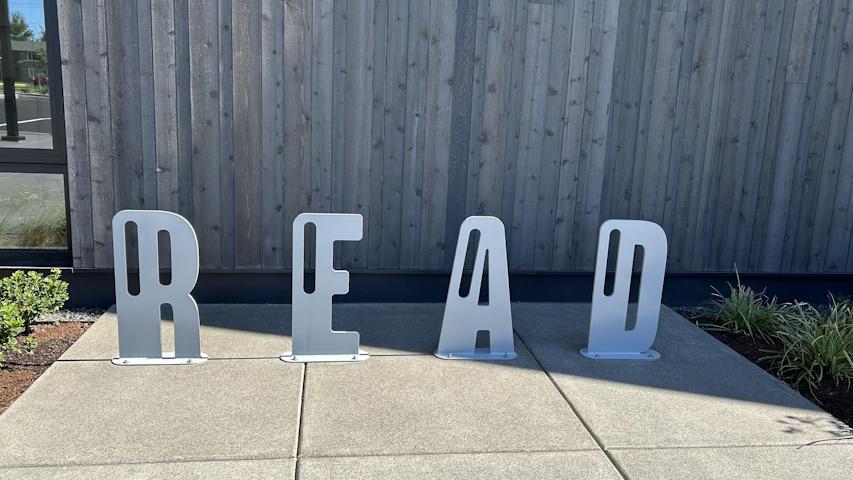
[
  {"left": 112, "top": 352, "right": 209, "bottom": 366},
  {"left": 434, "top": 350, "right": 518, "bottom": 361},
  {"left": 579, "top": 348, "right": 660, "bottom": 361},
  {"left": 280, "top": 350, "right": 369, "bottom": 363}
]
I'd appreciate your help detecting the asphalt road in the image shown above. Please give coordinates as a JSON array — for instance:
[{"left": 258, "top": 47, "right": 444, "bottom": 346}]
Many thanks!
[{"left": 0, "top": 93, "right": 52, "bottom": 135}]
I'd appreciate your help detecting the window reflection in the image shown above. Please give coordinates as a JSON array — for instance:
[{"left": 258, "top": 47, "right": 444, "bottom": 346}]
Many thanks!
[
  {"left": 0, "top": 171, "right": 66, "bottom": 249},
  {"left": 0, "top": 0, "right": 51, "bottom": 149}
]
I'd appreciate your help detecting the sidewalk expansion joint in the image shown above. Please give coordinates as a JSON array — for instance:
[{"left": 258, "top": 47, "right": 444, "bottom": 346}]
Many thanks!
[
  {"left": 294, "top": 447, "right": 604, "bottom": 460},
  {"left": 293, "top": 363, "right": 308, "bottom": 479},
  {"left": 0, "top": 454, "right": 296, "bottom": 470},
  {"left": 513, "top": 329, "right": 631, "bottom": 480},
  {"left": 605, "top": 440, "right": 853, "bottom": 451}
]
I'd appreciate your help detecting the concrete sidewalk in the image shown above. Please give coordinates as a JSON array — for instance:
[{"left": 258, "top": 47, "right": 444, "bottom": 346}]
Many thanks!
[{"left": 0, "top": 304, "right": 850, "bottom": 479}]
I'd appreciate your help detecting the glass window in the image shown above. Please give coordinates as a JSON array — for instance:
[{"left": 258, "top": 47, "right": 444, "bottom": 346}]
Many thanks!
[
  {"left": 0, "top": 0, "right": 67, "bottom": 266},
  {"left": 0, "top": 0, "right": 52, "bottom": 149},
  {"left": 0, "top": 171, "right": 66, "bottom": 249}
]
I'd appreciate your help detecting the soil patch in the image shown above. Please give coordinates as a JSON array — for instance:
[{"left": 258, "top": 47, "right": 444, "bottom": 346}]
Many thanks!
[
  {"left": 0, "top": 321, "right": 91, "bottom": 414},
  {"left": 0, "top": 368, "right": 44, "bottom": 413}
]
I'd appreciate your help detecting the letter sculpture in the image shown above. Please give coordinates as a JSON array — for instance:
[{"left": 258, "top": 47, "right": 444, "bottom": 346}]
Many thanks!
[
  {"left": 112, "top": 210, "right": 205, "bottom": 365},
  {"left": 281, "top": 213, "right": 368, "bottom": 362},
  {"left": 581, "top": 219, "right": 667, "bottom": 360},
  {"left": 435, "top": 216, "right": 517, "bottom": 360}
]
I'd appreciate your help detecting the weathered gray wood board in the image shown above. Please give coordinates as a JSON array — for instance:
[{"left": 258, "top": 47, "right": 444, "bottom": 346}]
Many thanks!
[{"left": 59, "top": 0, "right": 853, "bottom": 273}]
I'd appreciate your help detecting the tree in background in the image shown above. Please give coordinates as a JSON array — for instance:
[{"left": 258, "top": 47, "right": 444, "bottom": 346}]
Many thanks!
[{"left": 9, "top": 12, "right": 31, "bottom": 41}]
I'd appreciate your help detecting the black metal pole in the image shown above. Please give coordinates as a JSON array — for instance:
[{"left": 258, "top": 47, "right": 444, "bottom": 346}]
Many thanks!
[{"left": 0, "top": 0, "right": 24, "bottom": 141}]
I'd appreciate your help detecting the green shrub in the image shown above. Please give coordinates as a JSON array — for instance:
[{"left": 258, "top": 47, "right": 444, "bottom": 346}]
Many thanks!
[
  {"left": 0, "top": 268, "right": 69, "bottom": 325},
  {"left": 0, "top": 268, "right": 68, "bottom": 367},
  {"left": 0, "top": 303, "right": 25, "bottom": 367},
  {"left": 0, "top": 302, "right": 25, "bottom": 350},
  {"left": 704, "top": 279, "right": 790, "bottom": 341},
  {"left": 765, "top": 299, "right": 853, "bottom": 394}
]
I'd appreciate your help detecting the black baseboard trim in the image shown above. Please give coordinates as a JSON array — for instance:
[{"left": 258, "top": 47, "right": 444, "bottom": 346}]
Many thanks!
[{"left": 2, "top": 268, "right": 851, "bottom": 308}]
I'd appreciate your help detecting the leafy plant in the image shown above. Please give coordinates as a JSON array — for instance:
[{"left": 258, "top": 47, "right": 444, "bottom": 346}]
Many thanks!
[
  {"left": 0, "top": 268, "right": 69, "bottom": 325},
  {"left": 23, "top": 335, "right": 38, "bottom": 353},
  {"left": 0, "top": 303, "right": 25, "bottom": 350},
  {"left": 0, "top": 303, "right": 25, "bottom": 367},
  {"left": 704, "top": 276, "right": 790, "bottom": 341},
  {"left": 0, "top": 269, "right": 68, "bottom": 366},
  {"left": 765, "top": 299, "right": 853, "bottom": 394}
]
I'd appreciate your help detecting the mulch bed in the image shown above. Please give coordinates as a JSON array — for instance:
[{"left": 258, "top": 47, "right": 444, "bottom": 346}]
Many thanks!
[
  {"left": 0, "top": 322, "right": 91, "bottom": 414},
  {"left": 675, "top": 307, "right": 853, "bottom": 429}
]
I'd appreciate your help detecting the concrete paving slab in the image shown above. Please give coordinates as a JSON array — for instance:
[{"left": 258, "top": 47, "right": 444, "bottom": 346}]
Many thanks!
[
  {"left": 297, "top": 451, "right": 622, "bottom": 479},
  {"left": 512, "top": 303, "right": 850, "bottom": 449},
  {"left": 9, "top": 302, "right": 850, "bottom": 478},
  {"left": 60, "top": 303, "right": 445, "bottom": 360},
  {"left": 0, "top": 459, "right": 295, "bottom": 480},
  {"left": 610, "top": 444, "right": 853, "bottom": 479},
  {"left": 59, "top": 305, "right": 290, "bottom": 360},
  {"left": 298, "top": 344, "right": 598, "bottom": 457},
  {"left": 0, "top": 359, "right": 303, "bottom": 466},
  {"left": 334, "top": 303, "right": 444, "bottom": 355}
]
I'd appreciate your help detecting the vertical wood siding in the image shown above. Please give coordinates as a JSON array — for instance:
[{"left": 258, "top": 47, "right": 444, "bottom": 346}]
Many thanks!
[{"left": 59, "top": 0, "right": 853, "bottom": 273}]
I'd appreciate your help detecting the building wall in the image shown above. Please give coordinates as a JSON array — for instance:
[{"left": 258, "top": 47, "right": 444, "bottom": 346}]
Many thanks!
[
  {"left": 10, "top": 40, "right": 48, "bottom": 80},
  {"left": 58, "top": 0, "right": 853, "bottom": 273}
]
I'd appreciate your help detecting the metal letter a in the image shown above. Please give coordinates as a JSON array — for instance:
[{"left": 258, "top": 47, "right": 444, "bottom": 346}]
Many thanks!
[{"left": 435, "top": 216, "right": 517, "bottom": 360}]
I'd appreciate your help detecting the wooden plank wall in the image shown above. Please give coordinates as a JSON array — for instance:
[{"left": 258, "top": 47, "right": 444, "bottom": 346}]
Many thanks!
[{"left": 58, "top": 0, "right": 853, "bottom": 273}]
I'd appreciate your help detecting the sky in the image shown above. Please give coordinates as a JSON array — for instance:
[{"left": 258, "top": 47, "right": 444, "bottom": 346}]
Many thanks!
[{"left": 10, "top": 0, "right": 45, "bottom": 37}]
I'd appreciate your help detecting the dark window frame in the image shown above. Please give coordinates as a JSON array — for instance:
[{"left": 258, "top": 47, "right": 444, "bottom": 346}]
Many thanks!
[{"left": 0, "top": 0, "right": 70, "bottom": 267}]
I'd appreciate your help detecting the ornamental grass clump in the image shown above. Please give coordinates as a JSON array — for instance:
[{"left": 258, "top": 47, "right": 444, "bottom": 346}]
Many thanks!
[
  {"left": 766, "top": 298, "right": 853, "bottom": 395},
  {"left": 705, "top": 278, "right": 790, "bottom": 342}
]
